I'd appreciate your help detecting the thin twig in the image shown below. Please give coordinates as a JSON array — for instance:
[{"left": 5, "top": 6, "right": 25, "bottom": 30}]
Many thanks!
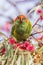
[
  {"left": 16, "top": 0, "right": 33, "bottom": 3},
  {"left": 27, "top": 4, "right": 43, "bottom": 16},
  {"left": 7, "top": 0, "right": 16, "bottom": 7},
  {"left": 0, "top": 14, "right": 14, "bottom": 24},
  {"left": 30, "top": 31, "right": 43, "bottom": 36},
  {"left": 36, "top": 24, "right": 43, "bottom": 28},
  {"left": 6, "top": 0, "right": 29, "bottom": 19},
  {"left": 32, "top": 18, "right": 40, "bottom": 28},
  {"left": 6, "top": 0, "right": 22, "bottom": 14},
  {"left": 0, "top": 32, "right": 8, "bottom": 39},
  {"left": 32, "top": 36, "right": 43, "bottom": 44}
]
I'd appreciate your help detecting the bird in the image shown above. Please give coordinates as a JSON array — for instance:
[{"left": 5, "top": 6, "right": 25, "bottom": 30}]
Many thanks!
[{"left": 11, "top": 15, "right": 32, "bottom": 42}]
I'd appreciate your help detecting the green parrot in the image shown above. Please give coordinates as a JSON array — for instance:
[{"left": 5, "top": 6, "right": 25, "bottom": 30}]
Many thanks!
[{"left": 11, "top": 15, "right": 32, "bottom": 41}]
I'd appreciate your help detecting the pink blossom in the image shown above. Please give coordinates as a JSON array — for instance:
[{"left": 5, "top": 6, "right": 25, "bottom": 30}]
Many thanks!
[
  {"left": 26, "top": 44, "right": 35, "bottom": 52},
  {"left": 40, "top": 15, "right": 43, "bottom": 20},
  {"left": 20, "top": 41, "right": 35, "bottom": 52},
  {"left": 37, "top": 9, "right": 42, "bottom": 14},
  {"left": 9, "top": 37, "right": 16, "bottom": 45},
  {"left": 20, "top": 44, "right": 26, "bottom": 50},
  {"left": 38, "top": 36, "right": 43, "bottom": 40},
  {"left": 23, "top": 41, "right": 30, "bottom": 47},
  {"left": 1, "top": 48, "right": 6, "bottom": 54},
  {"left": 13, "top": 41, "right": 35, "bottom": 52}
]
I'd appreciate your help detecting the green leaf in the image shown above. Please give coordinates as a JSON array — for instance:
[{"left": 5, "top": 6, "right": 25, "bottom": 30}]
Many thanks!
[
  {"left": 4, "top": 50, "right": 11, "bottom": 65},
  {"left": 41, "top": 63, "right": 43, "bottom": 65},
  {"left": 21, "top": 53, "right": 25, "bottom": 65},
  {"left": 38, "top": 46, "right": 43, "bottom": 54},
  {"left": 11, "top": 47, "right": 19, "bottom": 65}
]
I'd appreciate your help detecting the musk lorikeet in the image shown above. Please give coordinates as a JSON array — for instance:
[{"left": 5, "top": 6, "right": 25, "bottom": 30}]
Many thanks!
[{"left": 11, "top": 15, "right": 32, "bottom": 41}]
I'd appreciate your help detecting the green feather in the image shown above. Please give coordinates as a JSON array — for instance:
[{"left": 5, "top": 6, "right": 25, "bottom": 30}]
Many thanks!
[{"left": 11, "top": 17, "right": 32, "bottom": 41}]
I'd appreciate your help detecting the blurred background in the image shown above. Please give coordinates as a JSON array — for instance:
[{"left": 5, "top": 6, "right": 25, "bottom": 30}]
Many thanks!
[{"left": 0, "top": 0, "right": 43, "bottom": 37}]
